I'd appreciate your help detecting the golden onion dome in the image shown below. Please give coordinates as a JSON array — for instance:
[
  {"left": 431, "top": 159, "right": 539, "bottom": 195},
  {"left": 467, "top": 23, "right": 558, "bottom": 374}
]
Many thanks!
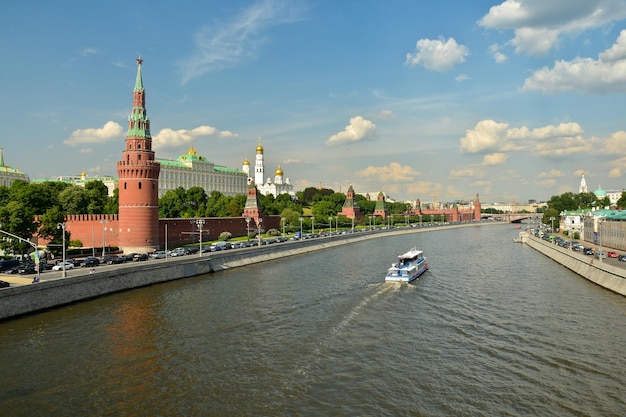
[
  {"left": 243, "top": 157, "right": 250, "bottom": 166},
  {"left": 256, "top": 137, "right": 264, "bottom": 154},
  {"left": 275, "top": 165, "right": 283, "bottom": 176},
  {"left": 187, "top": 145, "right": 198, "bottom": 155}
]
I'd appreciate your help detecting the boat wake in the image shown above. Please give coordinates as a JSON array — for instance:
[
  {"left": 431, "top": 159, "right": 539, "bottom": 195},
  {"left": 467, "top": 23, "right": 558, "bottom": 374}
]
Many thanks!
[{"left": 331, "top": 283, "right": 411, "bottom": 336}]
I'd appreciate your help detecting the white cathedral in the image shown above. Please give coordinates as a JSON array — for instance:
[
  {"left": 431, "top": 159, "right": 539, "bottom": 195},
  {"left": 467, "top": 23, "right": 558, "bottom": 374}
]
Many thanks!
[{"left": 242, "top": 138, "right": 296, "bottom": 199}]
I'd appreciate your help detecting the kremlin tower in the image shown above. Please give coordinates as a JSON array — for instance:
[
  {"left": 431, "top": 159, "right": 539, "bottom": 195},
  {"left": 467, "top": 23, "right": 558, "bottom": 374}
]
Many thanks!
[
  {"left": 254, "top": 137, "right": 265, "bottom": 186},
  {"left": 116, "top": 58, "right": 161, "bottom": 253}
]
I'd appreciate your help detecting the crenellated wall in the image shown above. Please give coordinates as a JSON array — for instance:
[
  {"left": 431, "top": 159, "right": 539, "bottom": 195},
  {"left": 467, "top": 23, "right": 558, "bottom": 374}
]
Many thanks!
[{"left": 37, "top": 215, "right": 282, "bottom": 252}]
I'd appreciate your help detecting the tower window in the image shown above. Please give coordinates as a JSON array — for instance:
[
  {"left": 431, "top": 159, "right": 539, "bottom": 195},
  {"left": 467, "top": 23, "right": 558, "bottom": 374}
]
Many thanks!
[{"left": 138, "top": 182, "right": 142, "bottom": 189}]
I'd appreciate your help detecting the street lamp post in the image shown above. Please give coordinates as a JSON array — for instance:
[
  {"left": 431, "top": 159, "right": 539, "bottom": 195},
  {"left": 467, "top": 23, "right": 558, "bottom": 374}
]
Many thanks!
[
  {"left": 195, "top": 219, "right": 205, "bottom": 256},
  {"left": 281, "top": 217, "right": 286, "bottom": 236},
  {"left": 312, "top": 217, "right": 315, "bottom": 234},
  {"left": 419, "top": 214, "right": 422, "bottom": 227},
  {"left": 245, "top": 217, "right": 251, "bottom": 241},
  {"left": 335, "top": 216, "right": 338, "bottom": 233},
  {"left": 57, "top": 222, "right": 67, "bottom": 278},
  {"left": 299, "top": 217, "right": 303, "bottom": 238},
  {"left": 100, "top": 219, "right": 108, "bottom": 257},
  {"left": 329, "top": 216, "right": 333, "bottom": 233},
  {"left": 550, "top": 216, "right": 555, "bottom": 239},
  {"left": 257, "top": 218, "right": 263, "bottom": 247}
]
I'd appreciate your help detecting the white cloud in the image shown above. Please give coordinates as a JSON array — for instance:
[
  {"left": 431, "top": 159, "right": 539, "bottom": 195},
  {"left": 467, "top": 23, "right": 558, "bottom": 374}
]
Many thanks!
[
  {"left": 326, "top": 116, "right": 377, "bottom": 146},
  {"left": 482, "top": 153, "right": 508, "bottom": 165},
  {"left": 489, "top": 43, "right": 508, "bottom": 63},
  {"left": 376, "top": 110, "right": 395, "bottom": 120},
  {"left": 355, "top": 162, "right": 420, "bottom": 183},
  {"left": 523, "top": 30, "right": 626, "bottom": 93},
  {"left": 460, "top": 119, "right": 593, "bottom": 157},
  {"left": 456, "top": 74, "right": 469, "bottom": 82},
  {"left": 64, "top": 121, "right": 124, "bottom": 146},
  {"left": 449, "top": 168, "right": 484, "bottom": 178},
  {"left": 405, "top": 37, "right": 469, "bottom": 71},
  {"left": 538, "top": 169, "right": 565, "bottom": 178},
  {"left": 460, "top": 120, "right": 509, "bottom": 153},
  {"left": 153, "top": 125, "right": 239, "bottom": 150},
  {"left": 82, "top": 47, "right": 98, "bottom": 56},
  {"left": 179, "top": 0, "right": 304, "bottom": 83},
  {"left": 479, "top": 0, "right": 626, "bottom": 56}
]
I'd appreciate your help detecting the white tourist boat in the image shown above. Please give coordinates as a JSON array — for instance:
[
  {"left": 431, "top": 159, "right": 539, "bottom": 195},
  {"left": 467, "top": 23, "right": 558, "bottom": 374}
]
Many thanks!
[{"left": 385, "top": 248, "right": 428, "bottom": 283}]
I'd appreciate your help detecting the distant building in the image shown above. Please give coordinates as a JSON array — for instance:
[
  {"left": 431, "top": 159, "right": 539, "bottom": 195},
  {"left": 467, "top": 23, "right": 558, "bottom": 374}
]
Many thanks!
[
  {"left": 0, "top": 148, "right": 29, "bottom": 187},
  {"left": 242, "top": 137, "right": 296, "bottom": 199},
  {"left": 593, "top": 185, "right": 624, "bottom": 206},
  {"left": 579, "top": 173, "right": 588, "bottom": 193},
  {"left": 157, "top": 145, "right": 247, "bottom": 198},
  {"left": 33, "top": 171, "right": 117, "bottom": 197}
]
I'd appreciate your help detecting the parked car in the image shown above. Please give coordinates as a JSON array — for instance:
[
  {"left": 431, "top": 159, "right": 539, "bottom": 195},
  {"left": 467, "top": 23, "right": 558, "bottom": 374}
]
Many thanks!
[
  {"left": 83, "top": 257, "right": 100, "bottom": 267},
  {"left": 583, "top": 247, "right": 594, "bottom": 255},
  {"left": 133, "top": 253, "right": 149, "bottom": 261},
  {"left": 0, "top": 280, "right": 9, "bottom": 288},
  {"left": 149, "top": 251, "right": 167, "bottom": 259},
  {"left": 169, "top": 248, "right": 186, "bottom": 257},
  {"left": 52, "top": 261, "right": 74, "bottom": 271},
  {"left": 18, "top": 264, "right": 37, "bottom": 274},
  {"left": 595, "top": 252, "right": 607, "bottom": 259},
  {"left": 185, "top": 246, "right": 199, "bottom": 255},
  {"left": 107, "top": 256, "right": 126, "bottom": 264},
  {"left": 618, "top": 254, "right": 626, "bottom": 262},
  {"left": 607, "top": 251, "right": 618, "bottom": 258}
]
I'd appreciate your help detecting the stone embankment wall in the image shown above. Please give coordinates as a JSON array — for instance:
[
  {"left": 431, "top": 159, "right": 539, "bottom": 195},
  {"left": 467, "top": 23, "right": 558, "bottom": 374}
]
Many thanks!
[
  {"left": 520, "top": 232, "right": 626, "bottom": 297},
  {"left": 0, "top": 223, "right": 486, "bottom": 321}
]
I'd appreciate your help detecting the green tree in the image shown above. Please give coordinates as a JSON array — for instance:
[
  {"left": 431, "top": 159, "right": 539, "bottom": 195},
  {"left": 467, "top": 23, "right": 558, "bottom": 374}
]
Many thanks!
[
  {"left": 311, "top": 200, "right": 339, "bottom": 223},
  {"left": 0, "top": 201, "right": 37, "bottom": 255},
  {"left": 541, "top": 208, "right": 561, "bottom": 230},
  {"left": 573, "top": 192, "right": 598, "bottom": 209},
  {"left": 84, "top": 181, "right": 110, "bottom": 214},
  {"left": 58, "top": 186, "right": 90, "bottom": 214},
  {"left": 159, "top": 188, "right": 186, "bottom": 218},
  {"left": 546, "top": 192, "right": 577, "bottom": 213}
]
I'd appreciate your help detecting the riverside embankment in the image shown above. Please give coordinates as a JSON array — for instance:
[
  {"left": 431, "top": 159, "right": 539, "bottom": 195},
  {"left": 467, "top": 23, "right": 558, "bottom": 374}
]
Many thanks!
[
  {"left": 0, "top": 223, "right": 485, "bottom": 321},
  {"left": 520, "top": 231, "right": 626, "bottom": 297}
]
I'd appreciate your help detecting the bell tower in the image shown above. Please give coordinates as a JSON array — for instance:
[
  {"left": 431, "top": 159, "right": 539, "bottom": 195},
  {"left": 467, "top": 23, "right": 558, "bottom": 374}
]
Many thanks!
[{"left": 116, "top": 57, "right": 161, "bottom": 253}]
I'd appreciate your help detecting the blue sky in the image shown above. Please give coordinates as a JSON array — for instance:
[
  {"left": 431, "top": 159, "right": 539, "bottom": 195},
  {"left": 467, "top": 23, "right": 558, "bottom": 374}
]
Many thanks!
[{"left": 2, "top": 0, "right": 626, "bottom": 204}]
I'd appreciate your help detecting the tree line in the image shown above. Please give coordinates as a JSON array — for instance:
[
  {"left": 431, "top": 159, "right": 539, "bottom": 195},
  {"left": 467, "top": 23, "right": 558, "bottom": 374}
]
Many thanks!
[{"left": 542, "top": 191, "right": 625, "bottom": 227}]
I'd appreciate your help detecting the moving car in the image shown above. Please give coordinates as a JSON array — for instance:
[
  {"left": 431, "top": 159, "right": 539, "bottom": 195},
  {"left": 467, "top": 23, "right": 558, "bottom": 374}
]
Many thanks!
[
  {"left": 607, "top": 251, "right": 618, "bottom": 258},
  {"left": 0, "top": 280, "right": 9, "bottom": 288}
]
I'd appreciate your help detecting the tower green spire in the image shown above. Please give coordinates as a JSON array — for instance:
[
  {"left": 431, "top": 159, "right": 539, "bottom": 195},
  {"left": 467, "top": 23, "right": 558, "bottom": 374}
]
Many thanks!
[{"left": 135, "top": 57, "right": 144, "bottom": 91}]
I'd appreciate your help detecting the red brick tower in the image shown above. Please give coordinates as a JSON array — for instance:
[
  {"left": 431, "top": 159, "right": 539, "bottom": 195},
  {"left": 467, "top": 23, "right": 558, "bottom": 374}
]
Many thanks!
[
  {"left": 116, "top": 57, "right": 160, "bottom": 253},
  {"left": 474, "top": 193, "right": 481, "bottom": 221}
]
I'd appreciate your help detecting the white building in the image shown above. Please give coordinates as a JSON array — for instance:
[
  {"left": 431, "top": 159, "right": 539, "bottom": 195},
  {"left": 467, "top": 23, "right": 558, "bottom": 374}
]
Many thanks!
[
  {"left": 157, "top": 145, "right": 247, "bottom": 198},
  {"left": 242, "top": 137, "right": 296, "bottom": 199},
  {"left": 0, "top": 148, "right": 29, "bottom": 187}
]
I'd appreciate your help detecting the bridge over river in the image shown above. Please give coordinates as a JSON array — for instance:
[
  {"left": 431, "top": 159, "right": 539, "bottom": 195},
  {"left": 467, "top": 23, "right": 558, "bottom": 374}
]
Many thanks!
[{"left": 482, "top": 213, "right": 536, "bottom": 223}]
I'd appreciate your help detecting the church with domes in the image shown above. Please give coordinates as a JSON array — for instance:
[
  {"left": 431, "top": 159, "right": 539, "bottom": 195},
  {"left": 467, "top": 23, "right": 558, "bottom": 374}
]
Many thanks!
[{"left": 242, "top": 137, "right": 296, "bottom": 199}]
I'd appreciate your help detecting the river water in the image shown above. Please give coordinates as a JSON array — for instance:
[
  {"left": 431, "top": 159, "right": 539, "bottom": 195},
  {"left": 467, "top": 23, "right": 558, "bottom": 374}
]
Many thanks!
[{"left": 1, "top": 224, "right": 625, "bottom": 416}]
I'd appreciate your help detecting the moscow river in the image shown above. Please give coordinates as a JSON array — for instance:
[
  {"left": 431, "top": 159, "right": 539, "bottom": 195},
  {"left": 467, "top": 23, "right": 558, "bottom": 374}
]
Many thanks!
[{"left": 1, "top": 224, "right": 625, "bottom": 416}]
